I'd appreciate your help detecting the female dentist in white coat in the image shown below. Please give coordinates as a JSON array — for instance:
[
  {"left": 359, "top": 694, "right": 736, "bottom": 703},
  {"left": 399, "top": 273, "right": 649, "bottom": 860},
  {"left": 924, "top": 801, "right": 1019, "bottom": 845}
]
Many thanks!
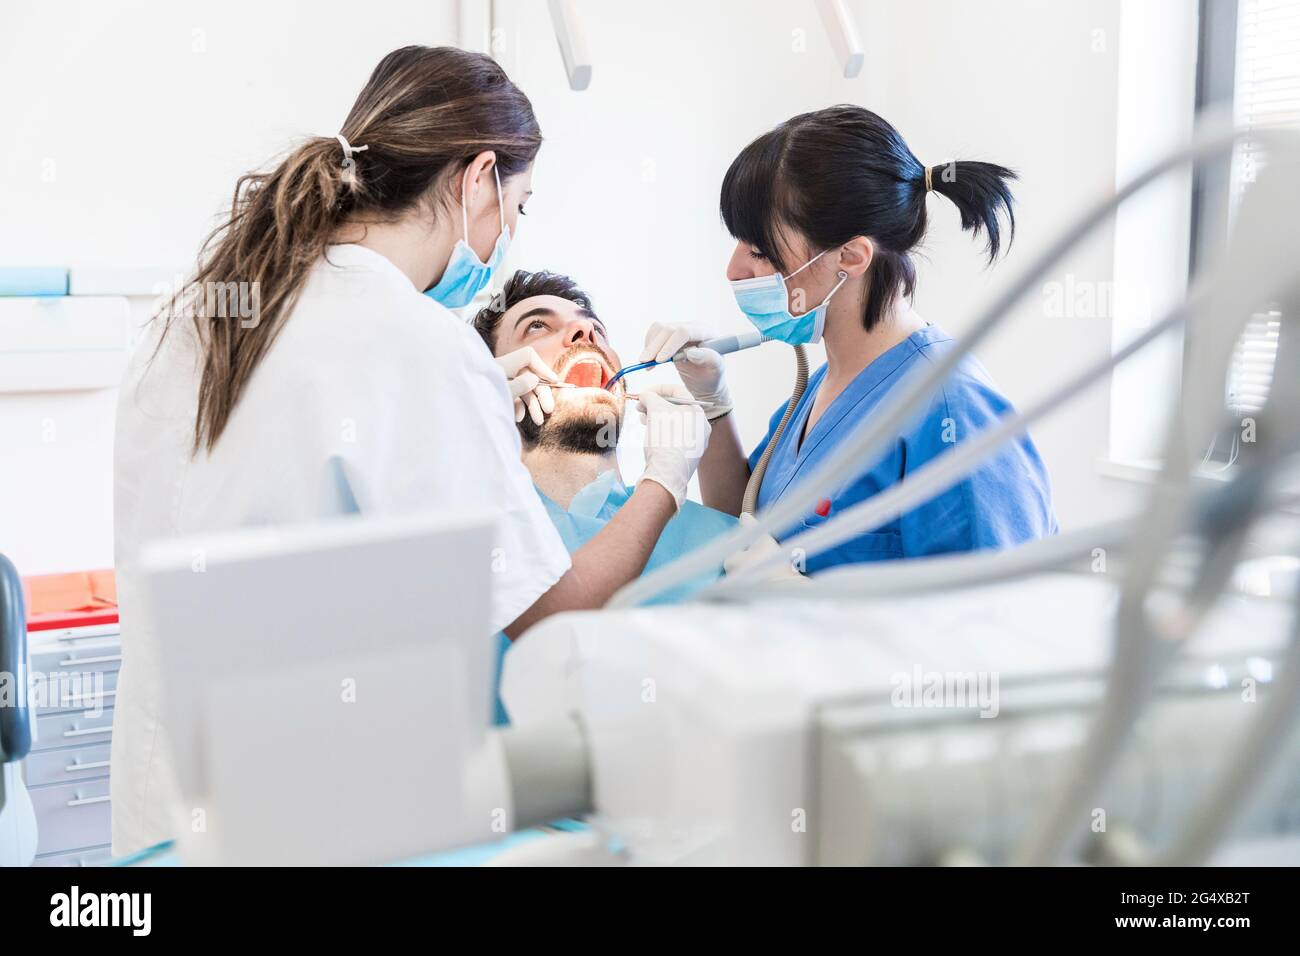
[{"left": 110, "top": 46, "right": 707, "bottom": 856}]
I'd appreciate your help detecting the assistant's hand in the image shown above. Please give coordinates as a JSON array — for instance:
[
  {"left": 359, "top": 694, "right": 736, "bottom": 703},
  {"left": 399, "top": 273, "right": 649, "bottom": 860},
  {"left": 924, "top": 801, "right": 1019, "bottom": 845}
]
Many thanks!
[
  {"left": 722, "top": 514, "right": 806, "bottom": 582},
  {"left": 495, "top": 346, "right": 561, "bottom": 426},
  {"left": 636, "top": 383, "right": 711, "bottom": 510},
  {"left": 640, "top": 322, "right": 733, "bottom": 421}
]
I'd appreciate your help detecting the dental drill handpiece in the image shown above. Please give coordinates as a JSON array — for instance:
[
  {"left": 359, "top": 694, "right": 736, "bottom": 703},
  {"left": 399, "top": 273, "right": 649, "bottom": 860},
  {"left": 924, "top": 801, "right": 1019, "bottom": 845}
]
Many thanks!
[{"left": 604, "top": 331, "right": 771, "bottom": 391}]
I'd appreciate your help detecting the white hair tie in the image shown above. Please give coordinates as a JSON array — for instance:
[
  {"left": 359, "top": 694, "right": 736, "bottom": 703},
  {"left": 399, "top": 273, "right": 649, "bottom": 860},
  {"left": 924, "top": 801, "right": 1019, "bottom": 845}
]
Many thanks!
[{"left": 336, "top": 134, "right": 369, "bottom": 167}]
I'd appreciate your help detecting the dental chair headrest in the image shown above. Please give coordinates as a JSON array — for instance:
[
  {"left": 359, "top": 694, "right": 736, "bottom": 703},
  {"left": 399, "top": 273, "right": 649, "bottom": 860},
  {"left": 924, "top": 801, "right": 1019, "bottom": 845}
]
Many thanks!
[{"left": 0, "top": 554, "right": 31, "bottom": 764}]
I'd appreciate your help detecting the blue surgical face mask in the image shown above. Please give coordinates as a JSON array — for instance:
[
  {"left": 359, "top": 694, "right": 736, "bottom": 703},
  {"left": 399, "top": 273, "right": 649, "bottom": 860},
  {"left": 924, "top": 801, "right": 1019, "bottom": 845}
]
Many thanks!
[
  {"left": 426, "top": 165, "right": 511, "bottom": 309},
  {"left": 730, "top": 248, "right": 848, "bottom": 345}
]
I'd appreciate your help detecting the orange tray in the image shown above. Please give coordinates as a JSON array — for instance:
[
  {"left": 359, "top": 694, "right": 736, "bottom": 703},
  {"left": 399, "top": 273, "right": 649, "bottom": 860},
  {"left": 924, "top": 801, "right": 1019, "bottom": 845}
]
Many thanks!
[{"left": 23, "top": 569, "right": 119, "bottom": 632}]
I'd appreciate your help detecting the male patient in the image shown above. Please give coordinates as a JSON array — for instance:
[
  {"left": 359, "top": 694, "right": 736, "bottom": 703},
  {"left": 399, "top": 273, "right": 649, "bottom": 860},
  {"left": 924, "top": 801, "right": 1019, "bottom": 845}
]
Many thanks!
[
  {"left": 473, "top": 269, "right": 737, "bottom": 592},
  {"left": 473, "top": 270, "right": 738, "bottom": 720}
]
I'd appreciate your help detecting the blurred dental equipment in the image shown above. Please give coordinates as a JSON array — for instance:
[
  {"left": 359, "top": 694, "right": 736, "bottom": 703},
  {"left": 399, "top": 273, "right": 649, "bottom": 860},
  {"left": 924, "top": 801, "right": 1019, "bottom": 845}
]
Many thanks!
[
  {"left": 138, "top": 117, "right": 1300, "bottom": 866},
  {"left": 0, "top": 554, "right": 37, "bottom": 867},
  {"left": 603, "top": 331, "right": 771, "bottom": 391},
  {"left": 143, "top": 511, "right": 506, "bottom": 866}
]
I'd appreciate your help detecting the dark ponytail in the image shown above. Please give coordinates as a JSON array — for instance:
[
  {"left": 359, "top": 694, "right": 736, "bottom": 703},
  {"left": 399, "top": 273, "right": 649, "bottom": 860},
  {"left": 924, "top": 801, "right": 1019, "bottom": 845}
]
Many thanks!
[
  {"left": 926, "top": 159, "right": 1017, "bottom": 260},
  {"left": 720, "top": 104, "right": 1016, "bottom": 332}
]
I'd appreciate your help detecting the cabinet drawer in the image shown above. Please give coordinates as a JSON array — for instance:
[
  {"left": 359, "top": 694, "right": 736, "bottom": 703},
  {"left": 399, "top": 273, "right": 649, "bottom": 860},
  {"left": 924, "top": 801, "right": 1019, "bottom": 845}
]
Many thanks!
[
  {"left": 29, "top": 640, "right": 121, "bottom": 714},
  {"left": 24, "top": 742, "right": 112, "bottom": 787},
  {"left": 32, "top": 844, "right": 114, "bottom": 868},
  {"left": 30, "top": 640, "right": 122, "bottom": 674},
  {"left": 35, "top": 669, "right": 120, "bottom": 715},
  {"left": 32, "top": 707, "right": 114, "bottom": 752},
  {"left": 30, "top": 778, "right": 112, "bottom": 857}
]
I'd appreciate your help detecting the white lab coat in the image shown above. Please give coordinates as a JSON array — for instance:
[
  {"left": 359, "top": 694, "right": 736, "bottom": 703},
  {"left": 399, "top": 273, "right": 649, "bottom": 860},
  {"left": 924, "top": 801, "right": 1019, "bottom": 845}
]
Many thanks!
[{"left": 109, "top": 244, "right": 571, "bottom": 856}]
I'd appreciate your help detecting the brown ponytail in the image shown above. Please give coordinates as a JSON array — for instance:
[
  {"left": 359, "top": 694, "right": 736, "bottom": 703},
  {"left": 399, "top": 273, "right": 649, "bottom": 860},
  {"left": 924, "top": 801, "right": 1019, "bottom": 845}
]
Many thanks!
[{"left": 160, "top": 46, "right": 542, "bottom": 453}]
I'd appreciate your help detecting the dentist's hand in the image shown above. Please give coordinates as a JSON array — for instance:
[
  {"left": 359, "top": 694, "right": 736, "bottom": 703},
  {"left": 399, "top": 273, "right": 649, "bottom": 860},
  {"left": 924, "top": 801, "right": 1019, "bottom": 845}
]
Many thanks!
[
  {"left": 636, "top": 384, "right": 711, "bottom": 510},
  {"left": 496, "top": 346, "right": 561, "bottom": 426},
  {"left": 640, "top": 322, "right": 734, "bottom": 421}
]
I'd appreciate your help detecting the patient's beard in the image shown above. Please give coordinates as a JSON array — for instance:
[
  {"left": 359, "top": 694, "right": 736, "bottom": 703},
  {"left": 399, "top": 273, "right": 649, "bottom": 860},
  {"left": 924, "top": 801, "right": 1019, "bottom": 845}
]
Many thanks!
[{"left": 520, "top": 395, "right": 622, "bottom": 455}]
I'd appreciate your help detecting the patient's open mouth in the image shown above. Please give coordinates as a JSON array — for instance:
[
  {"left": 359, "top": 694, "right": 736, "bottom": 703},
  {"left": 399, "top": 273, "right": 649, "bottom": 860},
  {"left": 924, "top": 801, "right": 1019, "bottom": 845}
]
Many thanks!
[{"left": 561, "top": 356, "right": 611, "bottom": 389}]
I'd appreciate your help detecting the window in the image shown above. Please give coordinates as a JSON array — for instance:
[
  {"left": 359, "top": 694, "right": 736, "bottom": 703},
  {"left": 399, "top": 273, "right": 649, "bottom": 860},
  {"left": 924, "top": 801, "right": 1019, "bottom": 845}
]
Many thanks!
[{"left": 1193, "top": 0, "right": 1300, "bottom": 464}]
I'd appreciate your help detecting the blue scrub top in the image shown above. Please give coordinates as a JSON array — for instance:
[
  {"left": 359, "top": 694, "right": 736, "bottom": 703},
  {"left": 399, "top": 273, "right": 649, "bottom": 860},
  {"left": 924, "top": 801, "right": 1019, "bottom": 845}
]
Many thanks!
[
  {"left": 748, "top": 324, "right": 1057, "bottom": 575},
  {"left": 492, "top": 471, "right": 738, "bottom": 724}
]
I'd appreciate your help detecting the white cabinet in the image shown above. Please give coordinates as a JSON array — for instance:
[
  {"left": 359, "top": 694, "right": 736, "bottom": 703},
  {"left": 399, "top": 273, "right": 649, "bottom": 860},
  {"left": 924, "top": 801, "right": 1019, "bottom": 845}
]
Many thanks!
[{"left": 0, "top": 297, "right": 131, "bottom": 393}]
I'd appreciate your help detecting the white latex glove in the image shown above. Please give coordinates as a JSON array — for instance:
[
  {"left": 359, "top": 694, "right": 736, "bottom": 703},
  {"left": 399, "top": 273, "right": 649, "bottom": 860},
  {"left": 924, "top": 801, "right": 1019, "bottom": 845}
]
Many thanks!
[
  {"left": 495, "top": 346, "right": 561, "bottom": 426},
  {"left": 639, "top": 322, "right": 733, "bottom": 421},
  {"left": 723, "top": 514, "right": 806, "bottom": 582},
  {"left": 636, "top": 383, "right": 711, "bottom": 509}
]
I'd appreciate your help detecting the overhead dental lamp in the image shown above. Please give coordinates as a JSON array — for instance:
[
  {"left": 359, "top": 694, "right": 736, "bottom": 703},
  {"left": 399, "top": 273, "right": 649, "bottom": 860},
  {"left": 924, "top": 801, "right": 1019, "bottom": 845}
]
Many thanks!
[
  {"left": 548, "top": 0, "right": 592, "bottom": 91},
  {"left": 816, "top": 0, "right": 864, "bottom": 79}
]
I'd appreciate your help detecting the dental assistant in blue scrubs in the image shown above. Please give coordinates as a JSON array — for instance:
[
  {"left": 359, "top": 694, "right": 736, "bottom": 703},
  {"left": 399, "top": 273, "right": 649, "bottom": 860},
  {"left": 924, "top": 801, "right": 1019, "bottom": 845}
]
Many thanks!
[{"left": 643, "top": 105, "right": 1057, "bottom": 572}]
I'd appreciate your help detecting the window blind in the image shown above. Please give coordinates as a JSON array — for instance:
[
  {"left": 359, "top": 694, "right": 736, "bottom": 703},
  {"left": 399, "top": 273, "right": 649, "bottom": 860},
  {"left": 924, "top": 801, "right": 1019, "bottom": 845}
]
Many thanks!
[{"left": 1227, "top": 0, "right": 1300, "bottom": 416}]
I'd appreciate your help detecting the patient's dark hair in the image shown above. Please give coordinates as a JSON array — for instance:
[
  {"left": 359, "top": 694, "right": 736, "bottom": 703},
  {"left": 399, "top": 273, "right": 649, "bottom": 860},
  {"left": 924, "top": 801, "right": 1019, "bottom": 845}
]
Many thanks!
[
  {"left": 472, "top": 269, "right": 593, "bottom": 352},
  {"left": 474, "top": 269, "right": 611, "bottom": 453},
  {"left": 720, "top": 104, "right": 1016, "bottom": 333}
]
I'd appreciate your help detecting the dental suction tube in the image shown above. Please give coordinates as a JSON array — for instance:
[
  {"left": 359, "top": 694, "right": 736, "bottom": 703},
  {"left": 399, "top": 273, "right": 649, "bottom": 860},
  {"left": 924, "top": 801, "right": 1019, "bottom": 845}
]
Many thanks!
[
  {"left": 702, "top": 330, "right": 769, "bottom": 356},
  {"left": 604, "top": 332, "right": 770, "bottom": 391}
]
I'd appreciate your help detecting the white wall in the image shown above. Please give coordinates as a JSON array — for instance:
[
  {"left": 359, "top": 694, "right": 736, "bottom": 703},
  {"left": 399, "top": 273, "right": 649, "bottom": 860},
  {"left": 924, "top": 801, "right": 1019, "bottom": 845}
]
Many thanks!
[
  {"left": 1, "top": 0, "right": 1148, "bottom": 574},
  {"left": 0, "top": 0, "right": 459, "bottom": 573},
  {"left": 0, "top": 0, "right": 459, "bottom": 267}
]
